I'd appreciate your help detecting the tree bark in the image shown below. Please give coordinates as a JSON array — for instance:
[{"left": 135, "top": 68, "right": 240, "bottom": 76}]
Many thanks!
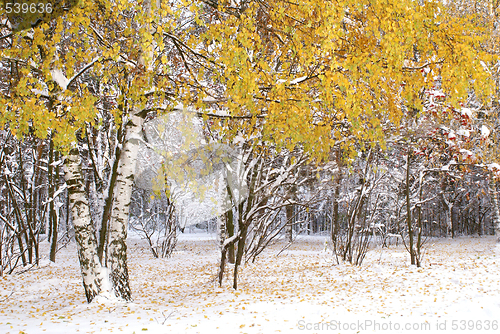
[
  {"left": 440, "top": 178, "right": 453, "bottom": 237},
  {"left": 406, "top": 152, "right": 415, "bottom": 265},
  {"left": 49, "top": 138, "right": 59, "bottom": 263},
  {"left": 331, "top": 148, "right": 342, "bottom": 263},
  {"left": 97, "top": 135, "right": 121, "bottom": 263},
  {"left": 226, "top": 209, "right": 235, "bottom": 264},
  {"left": 64, "top": 147, "right": 102, "bottom": 303},
  {"left": 218, "top": 214, "right": 227, "bottom": 286},
  {"left": 489, "top": 174, "right": 500, "bottom": 240},
  {"left": 285, "top": 204, "right": 294, "bottom": 243},
  {"left": 415, "top": 170, "right": 424, "bottom": 268},
  {"left": 107, "top": 110, "right": 145, "bottom": 301},
  {"left": 285, "top": 186, "right": 297, "bottom": 243}
]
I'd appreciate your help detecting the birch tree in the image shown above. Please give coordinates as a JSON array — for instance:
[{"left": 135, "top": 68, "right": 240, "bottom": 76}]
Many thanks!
[
  {"left": 0, "top": 0, "right": 197, "bottom": 301},
  {"left": 63, "top": 147, "right": 103, "bottom": 301}
]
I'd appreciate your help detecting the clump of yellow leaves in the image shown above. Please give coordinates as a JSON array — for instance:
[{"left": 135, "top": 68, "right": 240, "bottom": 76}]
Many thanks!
[{"left": 198, "top": 0, "right": 495, "bottom": 160}]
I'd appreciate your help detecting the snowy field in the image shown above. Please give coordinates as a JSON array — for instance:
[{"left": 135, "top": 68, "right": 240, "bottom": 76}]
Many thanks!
[{"left": 1, "top": 233, "right": 500, "bottom": 334}]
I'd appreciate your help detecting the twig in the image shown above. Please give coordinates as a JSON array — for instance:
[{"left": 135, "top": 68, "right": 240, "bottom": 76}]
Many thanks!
[
  {"left": 0, "top": 289, "right": 15, "bottom": 302},
  {"left": 15, "top": 262, "right": 50, "bottom": 275},
  {"left": 157, "top": 310, "right": 174, "bottom": 325},
  {"left": 66, "top": 57, "right": 101, "bottom": 89},
  {"left": 0, "top": 33, "right": 12, "bottom": 41},
  {"left": 276, "top": 240, "right": 293, "bottom": 256}
]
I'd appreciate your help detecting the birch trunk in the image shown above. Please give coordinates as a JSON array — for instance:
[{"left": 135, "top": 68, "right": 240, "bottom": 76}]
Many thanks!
[
  {"left": 63, "top": 148, "right": 102, "bottom": 303},
  {"left": 440, "top": 178, "right": 453, "bottom": 238},
  {"left": 331, "top": 148, "right": 342, "bottom": 263},
  {"left": 107, "top": 110, "right": 144, "bottom": 301},
  {"left": 98, "top": 133, "right": 121, "bottom": 263},
  {"left": 217, "top": 214, "right": 227, "bottom": 286},
  {"left": 405, "top": 153, "right": 415, "bottom": 265},
  {"left": 489, "top": 175, "right": 500, "bottom": 240}
]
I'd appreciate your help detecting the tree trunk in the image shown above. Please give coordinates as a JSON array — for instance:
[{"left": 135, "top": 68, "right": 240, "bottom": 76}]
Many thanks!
[
  {"left": 285, "top": 185, "right": 297, "bottom": 243},
  {"left": 108, "top": 110, "right": 144, "bottom": 301},
  {"left": 233, "top": 161, "right": 260, "bottom": 289},
  {"left": 489, "top": 175, "right": 500, "bottom": 240},
  {"left": 440, "top": 178, "right": 453, "bottom": 237},
  {"left": 16, "top": 147, "right": 33, "bottom": 264},
  {"left": 233, "top": 224, "right": 248, "bottom": 290},
  {"left": 415, "top": 171, "right": 423, "bottom": 268},
  {"left": 48, "top": 137, "right": 54, "bottom": 244},
  {"left": 218, "top": 214, "right": 228, "bottom": 286},
  {"left": 63, "top": 147, "right": 102, "bottom": 303},
  {"left": 226, "top": 209, "right": 235, "bottom": 264},
  {"left": 406, "top": 153, "right": 415, "bottom": 265},
  {"left": 285, "top": 204, "right": 293, "bottom": 243},
  {"left": 331, "top": 149, "right": 342, "bottom": 263},
  {"left": 49, "top": 138, "right": 59, "bottom": 262},
  {"left": 97, "top": 134, "right": 121, "bottom": 263}
]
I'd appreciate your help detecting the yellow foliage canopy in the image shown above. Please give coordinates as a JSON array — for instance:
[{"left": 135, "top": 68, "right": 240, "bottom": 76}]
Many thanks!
[
  {"left": 198, "top": 0, "right": 496, "bottom": 159},
  {"left": 0, "top": 0, "right": 179, "bottom": 150},
  {"left": 0, "top": 0, "right": 496, "bottom": 157}
]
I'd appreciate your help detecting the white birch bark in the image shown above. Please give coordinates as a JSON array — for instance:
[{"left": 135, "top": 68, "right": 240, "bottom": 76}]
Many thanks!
[
  {"left": 63, "top": 148, "right": 102, "bottom": 302},
  {"left": 107, "top": 0, "right": 157, "bottom": 301},
  {"left": 107, "top": 109, "right": 144, "bottom": 301},
  {"left": 440, "top": 178, "right": 453, "bottom": 238},
  {"left": 489, "top": 175, "right": 500, "bottom": 240}
]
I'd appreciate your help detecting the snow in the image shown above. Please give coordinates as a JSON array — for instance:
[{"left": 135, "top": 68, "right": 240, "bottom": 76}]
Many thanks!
[
  {"left": 481, "top": 125, "right": 490, "bottom": 138},
  {"left": 480, "top": 61, "right": 491, "bottom": 74},
  {"left": 202, "top": 96, "right": 218, "bottom": 103},
  {"left": 459, "top": 149, "right": 473, "bottom": 159},
  {"left": 460, "top": 108, "right": 473, "bottom": 119},
  {"left": 50, "top": 68, "right": 70, "bottom": 91},
  {"left": 456, "top": 129, "right": 470, "bottom": 138},
  {"left": 1, "top": 235, "right": 500, "bottom": 334},
  {"left": 290, "top": 76, "right": 308, "bottom": 85},
  {"left": 441, "top": 160, "right": 457, "bottom": 171},
  {"left": 487, "top": 163, "right": 500, "bottom": 171},
  {"left": 427, "top": 89, "right": 445, "bottom": 98}
]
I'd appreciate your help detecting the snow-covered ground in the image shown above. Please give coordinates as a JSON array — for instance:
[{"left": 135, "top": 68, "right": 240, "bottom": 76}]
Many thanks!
[{"left": 1, "top": 233, "right": 500, "bottom": 334}]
